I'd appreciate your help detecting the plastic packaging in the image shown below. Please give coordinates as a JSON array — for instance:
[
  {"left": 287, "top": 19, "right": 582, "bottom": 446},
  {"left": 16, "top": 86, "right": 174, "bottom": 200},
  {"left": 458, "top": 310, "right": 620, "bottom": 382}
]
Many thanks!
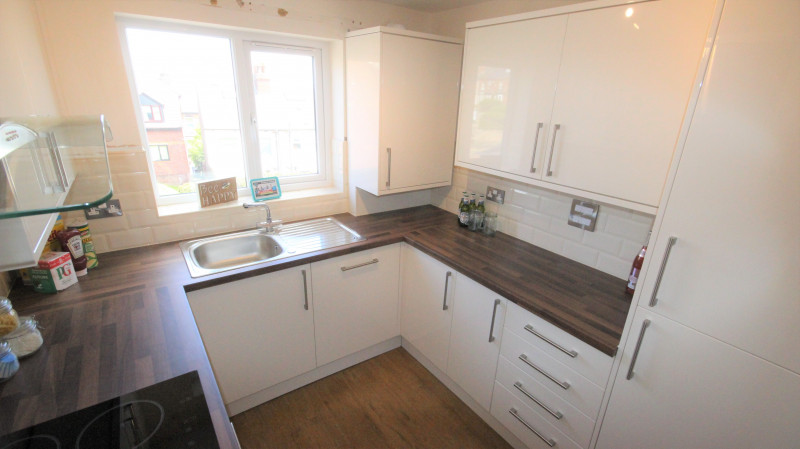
[
  {"left": 0, "top": 298, "right": 20, "bottom": 337},
  {"left": 57, "top": 229, "right": 88, "bottom": 276},
  {"left": 0, "top": 342, "right": 19, "bottom": 382},
  {"left": 2, "top": 316, "right": 43, "bottom": 358}
]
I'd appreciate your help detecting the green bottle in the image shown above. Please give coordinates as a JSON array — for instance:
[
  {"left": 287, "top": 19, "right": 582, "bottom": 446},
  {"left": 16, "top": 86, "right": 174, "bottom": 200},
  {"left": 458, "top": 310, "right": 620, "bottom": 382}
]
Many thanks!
[{"left": 458, "top": 193, "right": 470, "bottom": 227}]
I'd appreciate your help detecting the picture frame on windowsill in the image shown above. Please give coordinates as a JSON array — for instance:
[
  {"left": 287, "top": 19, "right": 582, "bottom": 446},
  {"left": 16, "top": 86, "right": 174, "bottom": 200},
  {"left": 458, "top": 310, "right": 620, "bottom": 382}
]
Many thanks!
[{"left": 250, "top": 177, "right": 281, "bottom": 202}]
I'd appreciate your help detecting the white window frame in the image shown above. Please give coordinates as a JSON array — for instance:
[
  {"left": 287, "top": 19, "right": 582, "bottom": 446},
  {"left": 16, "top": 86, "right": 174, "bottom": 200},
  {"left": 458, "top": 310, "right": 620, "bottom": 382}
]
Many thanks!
[{"left": 117, "top": 17, "right": 332, "bottom": 206}]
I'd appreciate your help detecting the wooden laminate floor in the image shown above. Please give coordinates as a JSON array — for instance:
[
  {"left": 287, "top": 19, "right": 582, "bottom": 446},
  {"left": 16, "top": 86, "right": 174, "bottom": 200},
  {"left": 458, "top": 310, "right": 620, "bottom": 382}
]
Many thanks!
[{"left": 231, "top": 348, "right": 513, "bottom": 449}]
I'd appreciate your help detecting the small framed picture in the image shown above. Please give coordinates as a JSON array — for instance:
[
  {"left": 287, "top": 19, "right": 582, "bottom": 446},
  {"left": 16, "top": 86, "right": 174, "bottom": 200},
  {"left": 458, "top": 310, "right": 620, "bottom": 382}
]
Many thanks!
[{"left": 250, "top": 177, "right": 281, "bottom": 201}]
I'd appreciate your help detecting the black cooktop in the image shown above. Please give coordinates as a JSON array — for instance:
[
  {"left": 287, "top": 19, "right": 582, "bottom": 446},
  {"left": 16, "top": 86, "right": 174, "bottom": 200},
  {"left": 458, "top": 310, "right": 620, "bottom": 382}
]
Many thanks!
[{"left": 0, "top": 370, "right": 221, "bottom": 449}]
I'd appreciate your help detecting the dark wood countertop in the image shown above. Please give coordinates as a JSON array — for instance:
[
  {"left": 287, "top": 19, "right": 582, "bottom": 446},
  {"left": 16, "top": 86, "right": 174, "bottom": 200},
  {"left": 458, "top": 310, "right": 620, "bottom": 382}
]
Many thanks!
[{"left": 0, "top": 205, "right": 630, "bottom": 441}]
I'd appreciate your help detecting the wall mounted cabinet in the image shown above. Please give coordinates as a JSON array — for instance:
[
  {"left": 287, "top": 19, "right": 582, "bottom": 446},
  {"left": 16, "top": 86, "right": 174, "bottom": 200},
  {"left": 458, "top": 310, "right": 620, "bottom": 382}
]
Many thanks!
[
  {"left": 346, "top": 27, "right": 462, "bottom": 196},
  {"left": 455, "top": 0, "right": 716, "bottom": 213}
]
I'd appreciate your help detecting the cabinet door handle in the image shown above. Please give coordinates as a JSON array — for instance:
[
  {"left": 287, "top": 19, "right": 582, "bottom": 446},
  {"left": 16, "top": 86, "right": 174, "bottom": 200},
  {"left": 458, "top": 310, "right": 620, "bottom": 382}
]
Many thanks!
[
  {"left": 509, "top": 408, "right": 556, "bottom": 447},
  {"left": 513, "top": 382, "right": 563, "bottom": 420},
  {"left": 488, "top": 299, "right": 502, "bottom": 342},
  {"left": 626, "top": 319, "right": 651, "bottom": 380},
  {"left": 524, "top": 324, "right": 578, "bottom": 358},
  {"left": 301, "top": 269, "right": 309, "bottom": 310},
  {"left": 386, "top": 147, "right": 392, "bottom": 187},
  {"left": 519, "top": 354, "right": 570, "bottom": 390},
  {"left": 442, "top": 271, "right": 452, "bottom": 311},
  {"left": 340, "top": 258, "right": 379, "bottom": 271},
  {"left": 649, "top": 236, "right": 678, "bottom": 307},
  {"left": 546, "top": 124, "right": 560, "bottom": 176},
  {"left": 530, "top": 122, "right": 544, "bottom": 173}
]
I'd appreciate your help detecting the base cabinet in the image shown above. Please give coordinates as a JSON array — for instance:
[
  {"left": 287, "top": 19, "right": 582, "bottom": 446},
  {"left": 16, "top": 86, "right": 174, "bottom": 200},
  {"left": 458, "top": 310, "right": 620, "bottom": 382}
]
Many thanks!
[
  {"left": 597, "top": 309, "right": 800, "bottom": 449},
  {"left": 312, "top": 244, "right": 401, "bottom": 366},
  {"left": 186, "top": 264, "right": 316, "bottom": 405}
]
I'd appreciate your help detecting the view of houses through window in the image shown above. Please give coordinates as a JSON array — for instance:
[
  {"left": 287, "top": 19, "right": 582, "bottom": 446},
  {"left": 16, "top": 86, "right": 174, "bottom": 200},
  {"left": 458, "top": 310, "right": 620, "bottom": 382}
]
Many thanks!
[{"left": 123, "top": 25, "right": 324, "bottom": 200}]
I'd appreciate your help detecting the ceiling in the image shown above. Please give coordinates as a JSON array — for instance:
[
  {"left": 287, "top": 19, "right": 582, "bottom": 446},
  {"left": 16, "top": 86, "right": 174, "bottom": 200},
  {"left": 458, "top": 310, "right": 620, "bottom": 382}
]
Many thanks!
[{"left": 369, "top": 0, "right": 500, "bottom": 12}]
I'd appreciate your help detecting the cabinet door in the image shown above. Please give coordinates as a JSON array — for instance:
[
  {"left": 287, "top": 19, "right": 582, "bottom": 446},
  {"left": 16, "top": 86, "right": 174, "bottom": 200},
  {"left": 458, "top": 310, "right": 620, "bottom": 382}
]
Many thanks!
[
  {"left": 597, "top": 308, "right": 800, "bottom": 449},
  {"left": 545, "top": 0, "right": 715, "bottom": 207},
  {"left": 312, "top": 244, "right": 400, "bottom": 366},
  {"left": 636, "top": 0, "right": 800, "bottom": 374},
  {"left": 455, "top": 15, "right": 566, "bottom": 179},
  {"left": 400, "top": 244, "right": 455, "bottom": 372},
  {"left": 379, "top": 34, "right": 462, "bottom": 192},
  {"left": 447, "top": 274, "right": 506, "bottom": 410},
  {"left": 187, "top": 264, "right": 316, "bottom": 405}
]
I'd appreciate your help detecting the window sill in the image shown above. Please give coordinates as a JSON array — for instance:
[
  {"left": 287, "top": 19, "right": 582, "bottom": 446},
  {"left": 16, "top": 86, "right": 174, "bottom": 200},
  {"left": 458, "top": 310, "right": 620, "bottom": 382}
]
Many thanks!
[{"left": 156, "top": 186, "right": 345, "bottom": 218}]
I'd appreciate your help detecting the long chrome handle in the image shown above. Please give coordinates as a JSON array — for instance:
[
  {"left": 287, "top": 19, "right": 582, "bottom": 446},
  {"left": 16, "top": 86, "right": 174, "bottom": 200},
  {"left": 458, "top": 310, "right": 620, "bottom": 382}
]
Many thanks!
[
  {"left": 529, "top": 122, "right": 544, "bottom": 173},
  {"left": 301, "top": 269, "right": 309, "bottom": 310},
  {"left": 626, "top": 319, "right": 651, "bottom": 380},
  {"left": 442, "top": 271, "right": 452, "bottom": 311},
  {"left": 524, "top": 324, "right": 578, "bottom": 358},
  {"left": 513, "top": 382, "right": 563, "bottom": 420},
  {"left": 650, "top": 236, "right": 678, "bottom": 307},
  {"left": 488, "top": 299, "right": 501, "bottom": 343},
  {"left": 546, "top": 124, "right": 560, "bottom": 176},
  {"left": 386, "top": 147, "right": 391, "bottom": 187},
  {"left": 649, "top": 236, "right": 678, "bottom": 307},
  {"left": 340, "top": 258, "right": 379, "bottom": 272},
  {"left": 509, "top": 408, "right": 556, "bottom": 447},
  {"left": 519, "top": 354, "right": 570, "bottom": 390}
]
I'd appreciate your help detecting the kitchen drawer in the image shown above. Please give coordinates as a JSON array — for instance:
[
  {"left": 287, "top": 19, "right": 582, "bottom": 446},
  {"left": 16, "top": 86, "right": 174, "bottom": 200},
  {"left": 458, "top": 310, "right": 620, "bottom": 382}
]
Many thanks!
[
  {"left": 491, "top": 381, "right": 583, "bottom": 449},
  {"left": 505, "top": 302, "right": 613, "bottom": 387},
  {"left": 501, "top": 329, "right": 604, "bottom": 418},
  {"left": 495, "top": 356, "right": 595, "bottom": 448}
]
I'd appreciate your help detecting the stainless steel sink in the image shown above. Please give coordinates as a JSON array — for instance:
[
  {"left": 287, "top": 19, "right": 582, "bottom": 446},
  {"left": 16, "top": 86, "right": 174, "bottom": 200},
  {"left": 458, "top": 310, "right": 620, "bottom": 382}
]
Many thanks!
[{"left": 180, "top": 217, "right": 365, "bottom": 277}]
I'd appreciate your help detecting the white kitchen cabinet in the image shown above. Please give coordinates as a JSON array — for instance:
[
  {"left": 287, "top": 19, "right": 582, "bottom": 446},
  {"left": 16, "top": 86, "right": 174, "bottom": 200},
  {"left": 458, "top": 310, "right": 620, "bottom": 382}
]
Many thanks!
[
  {"left": 633, "top": 0, "right": 800, "bottom": 375},
  {"left": 400, "top": 244, "right": 455, "bottom": 373},
  {"left": 346, "top": 27, "right": 462, "bottom": 196},
  {"left": 455, "top": 0, "right": 716, "bottom": 212},
  {"left": 446, "top": 274, "right": 507, "bottom": 411},
  {"left": 455, "top": 15, "right": 566, "bottom": 180},
  {"left": 597, "top": 308, "right": 800, "bottom": 449},
  {"left": 311, "top": 244, "right": 401, "bottom": 366},
  {"left": 186, "top": 264, "right": 316, "bottom": 406}
]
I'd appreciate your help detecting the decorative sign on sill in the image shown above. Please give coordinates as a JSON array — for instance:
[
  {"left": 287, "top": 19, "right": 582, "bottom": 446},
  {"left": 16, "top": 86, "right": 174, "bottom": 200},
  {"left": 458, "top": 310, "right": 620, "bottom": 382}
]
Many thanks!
[
  {"left": 568, "top": 199, "right": 599, "bottom": 232},
  {"left": 198, "top": 177, "right": 238, "bottom": 208}
]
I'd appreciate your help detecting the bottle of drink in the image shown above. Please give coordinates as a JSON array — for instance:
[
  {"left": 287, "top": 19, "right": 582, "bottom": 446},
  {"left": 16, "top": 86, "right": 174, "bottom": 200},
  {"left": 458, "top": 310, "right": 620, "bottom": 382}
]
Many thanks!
[
  {"left": 467, "top": 193, "right": 477, "bottom": 227},
  {"left": 458, "top": 193, "right": 470, "bottom": 227},
  {"left": 470, "top": 196, "right": 486, "bottom": 232},
  {"left": 626, "top": 232, "right": 651, "bottom": 295}
]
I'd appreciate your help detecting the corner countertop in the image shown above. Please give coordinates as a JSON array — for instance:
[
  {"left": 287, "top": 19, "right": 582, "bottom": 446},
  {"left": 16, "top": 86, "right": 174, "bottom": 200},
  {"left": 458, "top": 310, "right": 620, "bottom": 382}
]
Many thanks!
[{"left": 0, "top": 205, "right": 630, "bottom": 442}]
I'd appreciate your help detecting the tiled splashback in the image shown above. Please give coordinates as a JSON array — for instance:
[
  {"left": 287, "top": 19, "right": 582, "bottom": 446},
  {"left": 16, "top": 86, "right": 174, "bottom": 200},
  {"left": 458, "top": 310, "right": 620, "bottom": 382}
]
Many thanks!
[
  {"left": 61, "top": 149, "right": 349, "bottom": 253},
  {"left": 431, "top": 166, "right": 655, "bottom": 281}
]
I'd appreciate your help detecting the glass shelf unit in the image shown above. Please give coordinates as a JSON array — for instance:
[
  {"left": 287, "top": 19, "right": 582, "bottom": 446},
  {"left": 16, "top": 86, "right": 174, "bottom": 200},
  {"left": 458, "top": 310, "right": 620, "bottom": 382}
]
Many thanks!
[{"left": 0, "top": 115, "right": 113, "bottom": 219}]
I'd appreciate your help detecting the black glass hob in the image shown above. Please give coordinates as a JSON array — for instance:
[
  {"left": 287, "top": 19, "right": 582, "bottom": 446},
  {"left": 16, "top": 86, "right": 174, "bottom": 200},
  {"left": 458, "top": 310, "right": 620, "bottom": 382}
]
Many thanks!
[{"left": 0, "top": 370, "right": 221, "bottom": 449}]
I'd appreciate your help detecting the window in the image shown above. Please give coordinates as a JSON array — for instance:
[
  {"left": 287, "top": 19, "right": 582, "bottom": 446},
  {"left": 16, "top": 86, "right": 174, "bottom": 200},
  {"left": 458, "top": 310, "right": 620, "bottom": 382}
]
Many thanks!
[
  {"left": 120, "top": 20, "right": 329, "bottom": 203},
  {"left": 149, "top": 144, "right": 169, "bottom": 161}
]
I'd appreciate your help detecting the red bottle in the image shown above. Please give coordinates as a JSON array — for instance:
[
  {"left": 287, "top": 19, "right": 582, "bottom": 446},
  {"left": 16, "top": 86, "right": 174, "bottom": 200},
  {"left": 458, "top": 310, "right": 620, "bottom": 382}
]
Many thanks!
[{"left": 626, "top": 232, "right": 651, "bottom": 295}]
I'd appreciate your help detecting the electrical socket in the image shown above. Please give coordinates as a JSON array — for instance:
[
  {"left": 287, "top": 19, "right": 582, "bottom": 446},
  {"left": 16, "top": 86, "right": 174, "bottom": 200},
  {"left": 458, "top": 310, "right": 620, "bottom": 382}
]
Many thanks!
[{"left": 486, "top": 186, "right": 505, "bottom": 204}]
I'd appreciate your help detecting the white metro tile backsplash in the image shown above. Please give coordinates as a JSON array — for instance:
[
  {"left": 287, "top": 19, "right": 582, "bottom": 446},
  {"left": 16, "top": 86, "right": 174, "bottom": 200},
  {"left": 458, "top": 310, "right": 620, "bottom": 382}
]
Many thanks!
[
  {"left": 59, "top": 149, "right": 350, "bottom": 254},
  {"left": 431, "top": 166, "right": 655, "bottom": 280}
]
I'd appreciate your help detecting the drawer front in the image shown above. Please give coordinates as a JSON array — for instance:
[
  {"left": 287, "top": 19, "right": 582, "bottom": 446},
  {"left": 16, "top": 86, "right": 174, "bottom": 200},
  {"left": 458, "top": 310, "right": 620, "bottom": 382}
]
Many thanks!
[
  {"left": 496, "top": 356, "right": 595, "bottom": 447},
  {"left": 505, "top": 302, "right": 613, "bottom": 387},
  {"left": 501, "top": 329, "right": 604, "bottom": 418},
  {"left": 492, "top": 381, "right": 583, "bottom": 449}
]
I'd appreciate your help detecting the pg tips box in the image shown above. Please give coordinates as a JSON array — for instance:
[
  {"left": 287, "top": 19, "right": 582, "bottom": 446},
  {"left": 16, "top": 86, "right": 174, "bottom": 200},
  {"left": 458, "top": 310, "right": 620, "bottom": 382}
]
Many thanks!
[{"left": 31, "top": 251, "right": 78, "bottom": 293}]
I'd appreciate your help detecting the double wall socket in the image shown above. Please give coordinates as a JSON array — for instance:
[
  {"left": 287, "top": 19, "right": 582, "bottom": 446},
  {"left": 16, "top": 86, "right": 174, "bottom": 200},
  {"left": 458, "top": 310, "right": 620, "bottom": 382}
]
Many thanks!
[{"left": 486, "top": 186, "right": 505, "bottom": 204}]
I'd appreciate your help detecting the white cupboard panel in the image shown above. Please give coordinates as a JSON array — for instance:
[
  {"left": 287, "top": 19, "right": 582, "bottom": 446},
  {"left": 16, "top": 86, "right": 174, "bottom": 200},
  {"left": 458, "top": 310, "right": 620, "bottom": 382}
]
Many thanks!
[
  {"left": 312, "top": 244, "right": 401, "bottom": 366},
  {"left": 597, "top": 308, "right": 800, "bottom": 449},
  {"left": 187, "top": 265, "right": 316, "bottom": 405}
]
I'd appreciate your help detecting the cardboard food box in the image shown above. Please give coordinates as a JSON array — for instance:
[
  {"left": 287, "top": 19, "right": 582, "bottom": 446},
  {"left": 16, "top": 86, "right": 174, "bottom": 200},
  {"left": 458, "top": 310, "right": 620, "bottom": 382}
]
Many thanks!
[{"left": 31, "top": 251, "right": 77, "bottom": 293}]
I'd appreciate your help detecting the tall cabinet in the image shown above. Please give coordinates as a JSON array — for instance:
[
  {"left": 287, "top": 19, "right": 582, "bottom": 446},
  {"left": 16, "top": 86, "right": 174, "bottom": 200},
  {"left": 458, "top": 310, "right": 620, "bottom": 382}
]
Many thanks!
[
  {"left": 346, "top": 27, "right": 462, "bottom": 196},
  {"left": 597, "top": 1, "right": 800, "bottom": 447}
]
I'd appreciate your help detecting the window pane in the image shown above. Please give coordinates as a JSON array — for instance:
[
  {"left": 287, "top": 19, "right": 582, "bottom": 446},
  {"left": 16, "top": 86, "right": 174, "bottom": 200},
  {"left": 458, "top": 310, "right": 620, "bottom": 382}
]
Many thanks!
[
  {"left": 125, "top": 28, "right": 246, "bottom": 197},
  {"left": 250, "top": 49, "right": 319, "bottom": 178}
]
